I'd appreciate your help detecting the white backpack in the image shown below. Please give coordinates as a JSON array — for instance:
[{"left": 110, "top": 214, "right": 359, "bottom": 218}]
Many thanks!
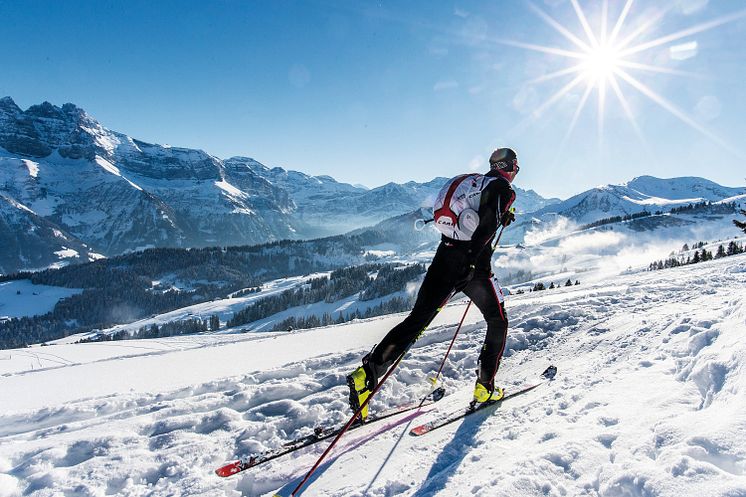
[{"left": 432, "top": 174, "right": 496, "bottom": 240}]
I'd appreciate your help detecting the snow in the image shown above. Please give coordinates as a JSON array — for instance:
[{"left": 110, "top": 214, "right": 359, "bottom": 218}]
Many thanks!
[
  {"left": 536, "top": 176, "right": 746, "bottom": 225},
  {"left": 0, "top": 280, "right": 82, "bottom": 320},
  {"left": 246, "top": 290, "right": 413, "bottom": 332},
  {"left": 215, "top": 180, "right": 247, "bottom": 199},
  {"left": 53, "top": 248, "right": 79, "bottom": 259},
  {"left": 21, "top": 160, "right": 39, "bottom": 179},
  {"left": 622, "top": 194, "right": 704, "bottom": 206},
  {"left": 509, "top": 213, "right": 744, "bottom": 288},
  {"left": 82, "top": 274, "right": 329, "bottom": 340},
  {"left": 1, "top": 195, "right": 35, "bottom": 215},
  {"left": 0, "top": 254, "right": 745, "bottom": 496},
  {"left": 94, "top": 155, "right": 121, "bottom": 176},
  {"left": 93, "top": 155, "right": 144, "bottom": 191}
]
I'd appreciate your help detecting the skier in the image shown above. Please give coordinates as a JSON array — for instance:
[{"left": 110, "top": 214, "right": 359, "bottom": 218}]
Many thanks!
[{"left": 347, "top": 147, "right": 519, "bottom": 421}]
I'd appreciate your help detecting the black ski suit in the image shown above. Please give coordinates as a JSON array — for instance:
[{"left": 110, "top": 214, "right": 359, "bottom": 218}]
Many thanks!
[{"left": 366, "top": 170, "right": 516, "bottom": 389}]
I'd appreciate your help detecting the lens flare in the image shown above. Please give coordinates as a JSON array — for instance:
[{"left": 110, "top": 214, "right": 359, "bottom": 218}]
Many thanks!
[{"left": 498, "top": 1, "right": 746, "bottom": 157}]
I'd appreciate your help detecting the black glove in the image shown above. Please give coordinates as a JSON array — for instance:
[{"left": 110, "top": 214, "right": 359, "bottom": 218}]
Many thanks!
[{"left": 500, "top": 210, "right": 515, "bottom": 227}]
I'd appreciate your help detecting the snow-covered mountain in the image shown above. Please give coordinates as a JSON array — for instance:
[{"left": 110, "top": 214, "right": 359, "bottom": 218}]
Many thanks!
[
  {"left": 0, "top": 97, "right": 560, "bottom": 273},
  {"left": 0, "top": 193, "right": 99, "bottom": 271},
  {"left": 228, "top": 158, "right": 560, "bottom": 235},
  {"left": 492, "top": 175, "right": 746, "bottom": 245},
  {"left": 0, "top": 97, "right": 298, "bottom": 272},
  {"left": 534, "top": 175, "right": 746, "bottom": 224},
  {"left": 5, "top": 96, "right": 743, "bottom": 276}
]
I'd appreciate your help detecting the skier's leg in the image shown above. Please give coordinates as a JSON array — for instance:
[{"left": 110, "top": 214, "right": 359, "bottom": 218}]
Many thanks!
[
  {"left": 347, "top": 242, "right": 468, "bottom": 419},
  {"left": 368, "top": 275, "right": 454, "bottom": 378},
  {"left": 463, "top": 273, "right": 508, "bottom": 388},
  {"left": 366, "top": 243, "right": 469, "bottom": 381}
]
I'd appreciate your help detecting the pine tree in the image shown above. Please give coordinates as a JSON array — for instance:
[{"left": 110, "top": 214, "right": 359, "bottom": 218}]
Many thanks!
[
  {"left": 692, "top": 251, "right": 701, "bottom": 264},
  {"left": 734, "top": 209, "right": 746, "bottom": 234},
  {"left": 715, "top": 245, "right": 726, "bottom": 259},
  {"left": 727, "top": 241, "right": 739, "bottom": 256},
  {"left": 565, "top": 279, "right": 573, "bottom": 287}
]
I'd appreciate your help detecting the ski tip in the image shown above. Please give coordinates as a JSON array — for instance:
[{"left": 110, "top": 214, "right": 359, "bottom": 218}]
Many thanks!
[
  {"left": 409, "top": 425, "right": 429, "bottom": 437},
  {"left": 542, "top": 365, "right": 557, "bottom": 380},
  {"left": 215, "top": 461, "right": 242, "bottom": 478}
]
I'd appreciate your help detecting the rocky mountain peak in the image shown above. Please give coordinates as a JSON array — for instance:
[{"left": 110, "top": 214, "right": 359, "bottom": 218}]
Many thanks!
[
  {"left": 0, "top": 97, "right": 107, "bottom": 160},
  {"left": 0, "top": 96, "right": 22, "bottom": 114}
]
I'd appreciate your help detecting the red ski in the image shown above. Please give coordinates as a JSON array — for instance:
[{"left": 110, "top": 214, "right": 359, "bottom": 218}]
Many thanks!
[{"left": 215, "top": 387, "right": 444, "bottom": 477}]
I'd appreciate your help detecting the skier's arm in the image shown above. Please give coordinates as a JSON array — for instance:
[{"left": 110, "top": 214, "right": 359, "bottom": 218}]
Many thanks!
[{"left": 468, "top": 180, "right": 515, "bottom": 262}]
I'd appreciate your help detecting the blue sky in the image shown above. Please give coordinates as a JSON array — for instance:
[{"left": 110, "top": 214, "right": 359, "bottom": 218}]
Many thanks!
[{"left": 1, "top": 0, "right": 745, "bottom": 198}]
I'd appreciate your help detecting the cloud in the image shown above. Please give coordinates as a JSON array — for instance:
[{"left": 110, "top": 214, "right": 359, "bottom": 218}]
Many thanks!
[
  {"left": 468, "top": 155, "right": 484, "bottom": 171},
  {"left": 669, "top": 41, "right": 698, "bottom": 61},
  {"left": 433, "top": 80, "right": 459, "bottom": 92},
  {"left": 677, "top": 0, "right": 709, "bottom": 15},
  {"left": 512, "top": 85, "right": 540, "bottom": 115},
  {"left": 453, "top": 6, "right": 469, "bottom": 18}
]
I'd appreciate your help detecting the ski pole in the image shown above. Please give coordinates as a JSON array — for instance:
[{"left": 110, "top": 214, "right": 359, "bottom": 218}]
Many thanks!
[
  {"left": 284, "top": 288, "right": 459, "bottom": 497},
  {"left": 284, "top": 348, "right": 408, "bottom": 496},
  {"left": 423, "top": 299, "right": 471, "bottom": 404}
]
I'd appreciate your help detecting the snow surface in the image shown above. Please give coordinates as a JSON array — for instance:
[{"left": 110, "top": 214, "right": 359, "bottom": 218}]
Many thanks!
[
  {"left": 21, "top": 160, "right": 39, "bottom": 179},
  {"left": 1, "top": 254, "right": 745, "bottom": 496},
  {"left": 0, "top": 280, "right": 81, "bottom": 320},
  {"left": 77, "top": 274, "right": 332, "bottom": 342}
]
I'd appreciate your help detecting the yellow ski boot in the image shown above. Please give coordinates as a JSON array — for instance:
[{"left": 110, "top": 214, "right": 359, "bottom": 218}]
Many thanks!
[
  {"left": 346, "top": 365, "right": 372, "bottom": 422},
  {"left": 472, "top": 381, "right": 505, "bottom": 405}
]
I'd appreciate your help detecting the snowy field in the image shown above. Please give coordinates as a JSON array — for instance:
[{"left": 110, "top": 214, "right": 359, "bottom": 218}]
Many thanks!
[
  {"left": 0, "top": 280, "right": 81, "bottom": 320},
  {"left": 1, "top": 254, "right": 745, "bottom": 496}
]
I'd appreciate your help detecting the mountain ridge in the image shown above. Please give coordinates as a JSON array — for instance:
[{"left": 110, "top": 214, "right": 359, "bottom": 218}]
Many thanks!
[
  {"left": 0, "top": 97, "right": 558, "bottom": 273},
  {"left": 2, "top": 96, "right": 743, "bottom": 274}
]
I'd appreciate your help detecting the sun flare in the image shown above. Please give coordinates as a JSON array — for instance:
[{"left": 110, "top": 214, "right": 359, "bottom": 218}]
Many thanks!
[
  {"left": 581, "top": 43, "right": 622, "bottom": 83},
  {"left": 499, "top": 0, "right": 746, "bottom": 157}
]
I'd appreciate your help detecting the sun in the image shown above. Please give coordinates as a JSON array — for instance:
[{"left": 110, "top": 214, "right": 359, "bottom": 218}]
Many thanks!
[
  {"left": 496, "top": 0, "right": 746, "bottom": 157},
  {"left": 581, "top": 42, "right": 622, "bottom": 83}
]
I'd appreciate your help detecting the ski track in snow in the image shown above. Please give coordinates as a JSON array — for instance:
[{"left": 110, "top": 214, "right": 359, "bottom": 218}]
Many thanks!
[{"left": 0, "top": 255, "right": 745, "bottom": 497}]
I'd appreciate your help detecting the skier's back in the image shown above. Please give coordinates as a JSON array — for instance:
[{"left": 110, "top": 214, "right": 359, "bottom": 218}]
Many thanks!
[{"left": 348, "top": 147, "right": 520, "bottom": 420}]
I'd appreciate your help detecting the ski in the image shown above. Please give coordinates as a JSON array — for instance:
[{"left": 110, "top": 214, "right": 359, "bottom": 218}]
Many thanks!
[
  {"left": 409, "top": 365, "right": 557, "bottom": 437},
  {"left": 215, "top": 386, "right": 445, "bottom": 477}
]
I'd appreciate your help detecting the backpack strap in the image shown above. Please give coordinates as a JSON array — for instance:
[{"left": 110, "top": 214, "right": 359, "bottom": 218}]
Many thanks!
[{"left": 434, "top": 174, "right": 474, "bottom": 226}]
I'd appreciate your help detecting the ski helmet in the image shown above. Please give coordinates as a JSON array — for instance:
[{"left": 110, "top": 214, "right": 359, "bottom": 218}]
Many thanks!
[{"left": 489, "top": 147, "right": 519, "bottom": 182}]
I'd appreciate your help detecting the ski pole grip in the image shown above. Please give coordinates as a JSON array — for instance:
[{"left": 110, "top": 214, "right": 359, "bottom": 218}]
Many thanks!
[{"left": 414, "top": 218, "right": 433, "bottom": 231}]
